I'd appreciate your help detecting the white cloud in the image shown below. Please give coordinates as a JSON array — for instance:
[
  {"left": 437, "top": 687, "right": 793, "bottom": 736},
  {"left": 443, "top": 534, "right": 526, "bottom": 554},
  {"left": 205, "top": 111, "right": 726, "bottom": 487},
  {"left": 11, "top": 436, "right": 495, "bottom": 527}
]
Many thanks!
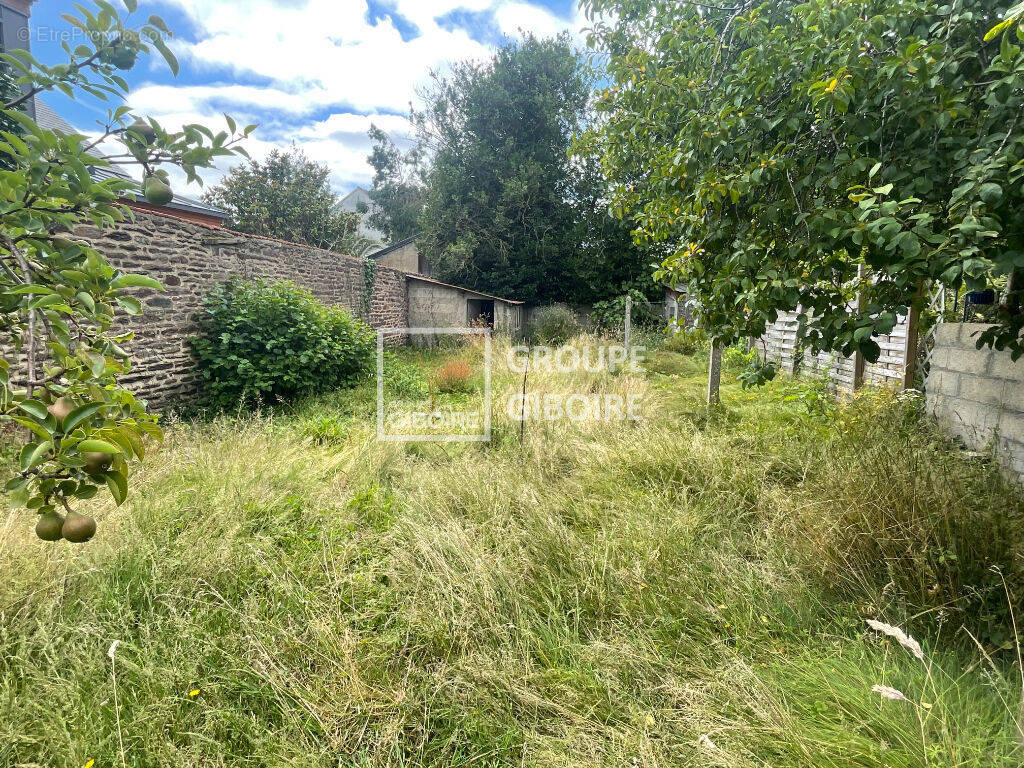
[
  {"left": 495, "top": 2, "right": 564, "bottom": 38},
  {"left": 299, "top": 112, "right": 415, "bottom": 142},
  {"left": 161, "top": 0, "right": 493, "bottom": 113},
  {"left": 123, "top": 0, "right": 587, "bottom": 198}
]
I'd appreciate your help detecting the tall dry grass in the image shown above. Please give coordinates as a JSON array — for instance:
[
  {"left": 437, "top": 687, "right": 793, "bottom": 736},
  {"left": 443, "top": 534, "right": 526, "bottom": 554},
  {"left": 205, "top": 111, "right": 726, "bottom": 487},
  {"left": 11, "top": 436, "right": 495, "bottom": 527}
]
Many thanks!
[{"left": 0, "top": 336, "right": 1021, "bottom": 767}]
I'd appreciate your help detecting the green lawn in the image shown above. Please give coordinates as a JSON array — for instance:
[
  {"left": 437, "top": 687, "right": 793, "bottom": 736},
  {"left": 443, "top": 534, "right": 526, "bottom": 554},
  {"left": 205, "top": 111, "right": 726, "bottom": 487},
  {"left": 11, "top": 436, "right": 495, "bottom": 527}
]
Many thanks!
[{"left": 2, "top": 337, "right": 1022, "bottom": 767}]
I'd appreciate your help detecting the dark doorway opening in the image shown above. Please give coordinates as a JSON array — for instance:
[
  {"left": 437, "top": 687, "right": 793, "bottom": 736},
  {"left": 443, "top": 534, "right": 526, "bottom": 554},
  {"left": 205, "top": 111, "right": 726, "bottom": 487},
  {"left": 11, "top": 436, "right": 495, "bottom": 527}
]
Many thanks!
[{"left": 467, "top": 299, "right": 495, "bottom": 328}]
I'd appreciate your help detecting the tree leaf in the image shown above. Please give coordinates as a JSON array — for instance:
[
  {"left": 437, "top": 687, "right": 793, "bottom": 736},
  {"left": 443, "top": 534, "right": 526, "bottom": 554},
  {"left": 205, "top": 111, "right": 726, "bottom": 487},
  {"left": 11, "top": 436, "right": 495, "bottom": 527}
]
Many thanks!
[
  {"left": 77, "top": 439, "right": 121, "bottom": 455},
  {"left": 111, "top": 274, "right": 163, "bottom": 291},
  {"left": 105, "top": 470, "right": 128, "bottom": 506},
  {"left": 150, "top": 33, "right": 179, "bottom": 75},
  {"left": 62, "top": 403, "right": 105, "bottom": 435},
  {"left": 17, "top": 400, "right": 50, "bottom": 421},
  {"left": 20, "top": 441, "right": 52, "bottom": 472}
]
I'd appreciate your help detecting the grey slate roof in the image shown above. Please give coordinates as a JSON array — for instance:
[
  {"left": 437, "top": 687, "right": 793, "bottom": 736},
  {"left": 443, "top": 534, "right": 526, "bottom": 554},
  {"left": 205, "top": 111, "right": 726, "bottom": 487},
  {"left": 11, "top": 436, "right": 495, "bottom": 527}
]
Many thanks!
[
  {"left": 33, "top": 98, "right": 229, "bottom": 221},
  {"left": 369, "top": 234, "right": 418, "bottom": 260}
]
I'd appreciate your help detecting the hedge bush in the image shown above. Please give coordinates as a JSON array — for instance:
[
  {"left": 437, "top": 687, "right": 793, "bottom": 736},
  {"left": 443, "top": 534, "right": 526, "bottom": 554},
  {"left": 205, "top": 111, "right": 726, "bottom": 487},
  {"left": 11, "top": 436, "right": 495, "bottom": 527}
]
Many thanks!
[
  {"left": 529, "top": 305, "right": 583, "bottom": 345},
  {"left": 191, "top": 279, "right": 375, "bottom": 408},
  {"left": 590, "top": 290, "right": 661, "bottom": 332}
]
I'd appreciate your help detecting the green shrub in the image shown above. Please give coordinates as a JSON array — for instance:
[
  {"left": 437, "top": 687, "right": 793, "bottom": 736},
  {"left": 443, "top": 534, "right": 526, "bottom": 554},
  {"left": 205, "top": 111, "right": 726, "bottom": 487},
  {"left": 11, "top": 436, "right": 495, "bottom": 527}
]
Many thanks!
[
  {"left": 191, "top": 279, "right": 375, "bottom": 408},
  {"left": 528, "top": 307, "right": 585, "bottom": 346},
  {"left": 723, "top": 343, "right": 757, "bottom": 370},
  {"left": 529, "top": 305, "right": 582, "bottom": 345},
  {"left": 660, "top": 327, "right": 708, "bottom": 355},
  {"left": 383, "top": 352, "right": 430, "bottom": 398},
  {"left": 591, "top": 290, "right": 661, "bottom": 332}
]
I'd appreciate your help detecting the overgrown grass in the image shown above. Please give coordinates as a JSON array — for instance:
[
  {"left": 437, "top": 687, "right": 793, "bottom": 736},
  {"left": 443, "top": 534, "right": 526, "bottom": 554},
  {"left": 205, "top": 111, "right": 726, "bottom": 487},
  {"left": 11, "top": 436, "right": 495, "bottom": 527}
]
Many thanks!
[{"left": 1, "top": 337, "right": 1022, "bottom": 767}]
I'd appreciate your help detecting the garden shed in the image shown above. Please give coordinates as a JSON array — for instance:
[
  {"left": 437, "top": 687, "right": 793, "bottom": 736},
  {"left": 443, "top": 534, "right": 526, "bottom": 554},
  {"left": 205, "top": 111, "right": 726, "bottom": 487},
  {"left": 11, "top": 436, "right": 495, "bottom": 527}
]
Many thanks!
[{"left": 406, "top": 274, "right": 524, "bottom": 340}]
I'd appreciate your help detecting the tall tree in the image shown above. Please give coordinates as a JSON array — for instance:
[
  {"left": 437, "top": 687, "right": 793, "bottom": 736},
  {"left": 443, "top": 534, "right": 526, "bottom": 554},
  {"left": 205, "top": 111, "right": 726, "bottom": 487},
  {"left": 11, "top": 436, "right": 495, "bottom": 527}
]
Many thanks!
[
  {"left": 204, "top": 148, "right": 372, "bottom": 253},
  {"left": 366, "top": 125, "right": 426, "bottom": 242},
  {"left": 570, "top": 133, "right": 661, "bottom": 305},
  {"left": 418, "top": 34, "right": 646, "bottom": 305},
  {"left": 584, "top": 0, "right": 1024, "bottom": 380}
]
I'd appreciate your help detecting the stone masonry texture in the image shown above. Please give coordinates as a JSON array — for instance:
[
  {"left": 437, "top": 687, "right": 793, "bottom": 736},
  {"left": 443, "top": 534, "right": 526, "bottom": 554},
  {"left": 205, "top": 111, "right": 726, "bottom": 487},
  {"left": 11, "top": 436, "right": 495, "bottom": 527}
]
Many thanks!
[
  {"left": 73, "top": 209, "right": 408, "bottom": 407},
  {"left": 925, "top": 323, "right": 1024, "bottom": 483}
]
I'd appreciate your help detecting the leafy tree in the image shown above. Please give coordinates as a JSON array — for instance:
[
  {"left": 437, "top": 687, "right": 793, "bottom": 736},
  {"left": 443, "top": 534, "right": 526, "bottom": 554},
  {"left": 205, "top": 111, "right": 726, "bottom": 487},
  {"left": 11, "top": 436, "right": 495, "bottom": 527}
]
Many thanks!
[
  {"left": 584, "top": 0, "right": 1024, "bottom": 381},
  {"left": 204, "top": 147, "right": 371, "bottom": 253},
  {"left": 591, "top": 289, "right": 660, "bottom": 332},
  {"left": 570, "top": 138, "right": 661, "bottom": 305},
  {"left": 419, "top": 34, "right": 650, "bottom": 306},
  {"left": 366, "top": 125, "right": 426, "bottom": 242},
  {"left": 1, "top": 1, "right": 248, "bottom": 542}
]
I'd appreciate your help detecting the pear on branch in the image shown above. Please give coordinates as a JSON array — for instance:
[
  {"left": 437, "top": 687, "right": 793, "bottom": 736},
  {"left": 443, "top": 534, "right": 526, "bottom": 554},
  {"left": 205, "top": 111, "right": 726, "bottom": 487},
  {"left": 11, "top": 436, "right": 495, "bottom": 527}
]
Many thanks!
[
  {"left": 143, "top": 174, "right": 174, "bottom": 206},
  {"left": 62, "top": 512, "right": 97, "bottom": 544},
  {"left": 83, "top": 452, "right": 113, "bottom": 478},
  {"left": 127, "top": 117, "right": 158, "bottom": 144},
  {"left": 35, "top": 513, "right": 65, "bottom": 542},
  {"left": 47, "top": 397, "right": 76, "bottom": 425},
  {"left": 99, "top": 38, "right": 139, "bottom": 71}
]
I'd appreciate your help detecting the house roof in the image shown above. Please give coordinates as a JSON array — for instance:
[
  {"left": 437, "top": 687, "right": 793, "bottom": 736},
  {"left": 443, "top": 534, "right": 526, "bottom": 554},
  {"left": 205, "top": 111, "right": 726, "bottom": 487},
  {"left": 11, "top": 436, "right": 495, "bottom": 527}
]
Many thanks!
[
  {"left": 369, "top": 234, "right": 418, "bottom": 260},
  {"left": 406, "top": 273, "right": 524, "bottom": 305},
  {"left": 338, "top": 186, "right": 371, "bottom": 207},
  {"left": 34, "top": 99, "right": 229, "bottom": 222}
]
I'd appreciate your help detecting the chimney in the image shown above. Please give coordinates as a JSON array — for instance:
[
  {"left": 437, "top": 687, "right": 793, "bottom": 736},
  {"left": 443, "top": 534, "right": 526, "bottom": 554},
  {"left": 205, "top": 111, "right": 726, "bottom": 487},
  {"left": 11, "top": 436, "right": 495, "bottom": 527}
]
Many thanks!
[
  {"left": 0, "top": 0, "right": 36, "bottom": 51},
  {"left": 3, "top": 1, "right": 35, "bottom": 16},
  {"left": 0, "top": 0, "right": 36, "bottom": 116}
]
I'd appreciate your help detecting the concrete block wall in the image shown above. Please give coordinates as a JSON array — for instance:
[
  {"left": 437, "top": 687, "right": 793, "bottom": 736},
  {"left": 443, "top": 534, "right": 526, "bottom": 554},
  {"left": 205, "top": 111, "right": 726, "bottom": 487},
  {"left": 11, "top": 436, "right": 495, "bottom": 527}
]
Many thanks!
[
  {"left": 493, "top": 302, "right": 523, "bottom": 335},
  {"left": 926, "top": 323, "right": 1024, "bottom": 481},
  {"left": 663, "top": 289, "right": 695, "bottom": 330},
  {"left": 375, "top": 240, "right": 420, "bottom": 274},
  {"left": 73, "top": 209, "right": 408, "bottom": 405},
  {"left": 406, "top": 279, "right": 523, "bottom": 343}
]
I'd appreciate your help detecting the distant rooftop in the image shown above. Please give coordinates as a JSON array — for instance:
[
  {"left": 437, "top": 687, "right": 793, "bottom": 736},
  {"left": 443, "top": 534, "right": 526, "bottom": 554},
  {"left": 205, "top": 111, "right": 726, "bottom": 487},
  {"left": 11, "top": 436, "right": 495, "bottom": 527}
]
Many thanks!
[
  {"left": 338, "top": 186, "right": 371, "bottom": 208},
  {"left": 33, "top": 99, "right": 229, "bottom": 222},
  {"left": 369, "top": 234, "right": 418, "bottom": 260},
  {"left": 406, "top": 273, "right": 524, "bottom": 305}
]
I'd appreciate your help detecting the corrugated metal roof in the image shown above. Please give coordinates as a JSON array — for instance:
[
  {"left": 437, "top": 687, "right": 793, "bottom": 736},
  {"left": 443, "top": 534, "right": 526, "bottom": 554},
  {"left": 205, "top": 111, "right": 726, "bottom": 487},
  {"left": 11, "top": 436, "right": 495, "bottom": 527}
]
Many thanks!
[
  {"left": 406, "top": 273, "right": 524, "bottom": 305},
  {"left": 33, "top": 98, "right": 229, "bottom": 221}
]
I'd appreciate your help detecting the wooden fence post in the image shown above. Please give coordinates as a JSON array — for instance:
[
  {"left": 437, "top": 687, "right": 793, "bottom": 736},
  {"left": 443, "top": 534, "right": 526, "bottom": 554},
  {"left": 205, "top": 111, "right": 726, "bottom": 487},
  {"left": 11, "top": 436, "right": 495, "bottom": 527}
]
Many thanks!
[
  {"left": 902, "top": 280, "right": 924, "bottom": 391},
  {"left": 707, "top": 340, "right": 722, "bottom": 407},
  {"left": 853, "top": 265, "right": 867, "bottom": 390},
  {"left": 624, "top": 295, "right": 633, "bottom": 351}
]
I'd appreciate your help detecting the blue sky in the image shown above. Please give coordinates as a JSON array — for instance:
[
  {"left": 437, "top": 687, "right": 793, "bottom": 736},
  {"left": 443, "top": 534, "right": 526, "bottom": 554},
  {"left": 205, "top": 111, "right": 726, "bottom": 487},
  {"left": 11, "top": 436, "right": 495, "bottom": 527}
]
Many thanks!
[{"left": 27, "top": 0, "right": 586, "bottom": 196}]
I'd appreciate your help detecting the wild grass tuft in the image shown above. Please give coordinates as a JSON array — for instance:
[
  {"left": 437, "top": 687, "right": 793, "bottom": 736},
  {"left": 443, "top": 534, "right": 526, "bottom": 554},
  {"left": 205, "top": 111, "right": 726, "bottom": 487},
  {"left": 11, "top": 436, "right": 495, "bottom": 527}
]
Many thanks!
[{"left": 1, "top": 336, "right": 1021, "bottom": 766}]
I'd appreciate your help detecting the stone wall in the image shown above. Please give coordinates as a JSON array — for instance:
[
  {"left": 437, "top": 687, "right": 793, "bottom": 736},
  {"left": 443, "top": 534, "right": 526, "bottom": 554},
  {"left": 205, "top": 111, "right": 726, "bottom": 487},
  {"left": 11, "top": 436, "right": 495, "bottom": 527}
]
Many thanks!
[
  {"left": 926, "top": 323, "right": 1024, "bottom": 481},
  {"left": 73, "top": 208, "right": 408, "bottom": 406}
]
